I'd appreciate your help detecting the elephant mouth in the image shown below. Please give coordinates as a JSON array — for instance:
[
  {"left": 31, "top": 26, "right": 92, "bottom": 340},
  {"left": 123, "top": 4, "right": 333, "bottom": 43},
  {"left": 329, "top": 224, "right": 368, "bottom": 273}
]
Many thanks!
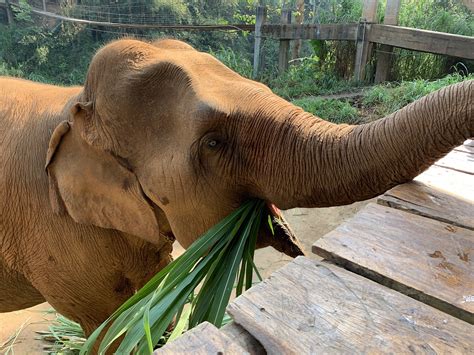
[
  {"left": 263, "top": 202, "right": 305, "bottom": 258},
  {"left": 149, "top": 197, "right": 304, "bottom": 258}
]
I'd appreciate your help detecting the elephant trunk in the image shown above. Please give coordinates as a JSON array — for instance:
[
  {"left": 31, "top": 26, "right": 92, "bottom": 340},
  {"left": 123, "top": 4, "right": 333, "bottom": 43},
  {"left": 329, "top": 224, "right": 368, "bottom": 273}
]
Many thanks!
[{"left": 259, "top": 80, "right": 473, "bottom": 209}]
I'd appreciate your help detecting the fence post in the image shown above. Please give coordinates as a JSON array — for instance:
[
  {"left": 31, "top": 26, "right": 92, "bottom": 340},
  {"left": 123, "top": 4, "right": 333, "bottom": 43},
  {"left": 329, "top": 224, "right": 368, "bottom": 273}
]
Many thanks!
[
  {"left": 291, "top": 0, "right": 305, "bottom": 60},
  {"left": 5, "top": 0, "right": 14, "bottom": 25},
  {"left": 253, "top": 5, "right": 267, "bottom": 79},
  {"left": 374, "top": 0, "right": 401, "bottom": 83},
  {"left": 278, "top": 8, "right": 291, "bottom": 73},
  {"left": 42, "top": 0, "right": 47, "bottom": 11},
  {"left": 354, "top": 0, "right": 378, "bottom": 82}
]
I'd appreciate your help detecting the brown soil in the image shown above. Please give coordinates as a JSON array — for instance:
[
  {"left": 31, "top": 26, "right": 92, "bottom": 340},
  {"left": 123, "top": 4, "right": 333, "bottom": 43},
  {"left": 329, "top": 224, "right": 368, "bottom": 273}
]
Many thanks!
[{"left": 0, "top": 201, "right": 371, "bottom": 353}]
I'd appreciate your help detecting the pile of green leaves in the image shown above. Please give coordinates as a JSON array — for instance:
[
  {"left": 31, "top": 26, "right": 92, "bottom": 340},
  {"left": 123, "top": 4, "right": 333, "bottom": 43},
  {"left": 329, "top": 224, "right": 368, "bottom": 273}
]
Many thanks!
[
  {"left": 37, "top": 312, "right": 85, "bottom": 354},
  {"left": 81, "top": 199, "right": 266, "bottom": 354}
]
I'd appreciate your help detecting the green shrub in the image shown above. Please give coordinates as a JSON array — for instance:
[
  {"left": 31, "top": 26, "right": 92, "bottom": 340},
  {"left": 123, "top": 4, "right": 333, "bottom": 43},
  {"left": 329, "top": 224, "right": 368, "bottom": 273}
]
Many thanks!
[{"left": 268, "top": 56, "right": 361, "bottom": 99}]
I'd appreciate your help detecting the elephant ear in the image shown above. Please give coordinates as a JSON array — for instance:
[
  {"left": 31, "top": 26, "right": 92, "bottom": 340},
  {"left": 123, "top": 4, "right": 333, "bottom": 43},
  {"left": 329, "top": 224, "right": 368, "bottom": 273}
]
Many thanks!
[{"left": 45, "top": 103, "right": 161, "bottom": 243}]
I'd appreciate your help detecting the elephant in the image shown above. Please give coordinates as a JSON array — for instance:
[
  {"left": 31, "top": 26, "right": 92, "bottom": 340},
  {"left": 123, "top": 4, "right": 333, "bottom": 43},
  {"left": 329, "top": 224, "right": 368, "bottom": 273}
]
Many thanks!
[{"left": 0, "top": 38, "right": 472, "bottom": 344}]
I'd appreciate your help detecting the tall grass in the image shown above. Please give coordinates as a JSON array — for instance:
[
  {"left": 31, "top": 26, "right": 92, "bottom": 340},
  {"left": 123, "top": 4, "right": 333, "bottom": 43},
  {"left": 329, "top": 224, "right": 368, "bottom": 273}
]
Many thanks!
[
  {"left": 290, "top": 73, "right": 472, "bottom": 124},
  {"left": 362, "top": 73, "right": 474, "bottom": 117}
]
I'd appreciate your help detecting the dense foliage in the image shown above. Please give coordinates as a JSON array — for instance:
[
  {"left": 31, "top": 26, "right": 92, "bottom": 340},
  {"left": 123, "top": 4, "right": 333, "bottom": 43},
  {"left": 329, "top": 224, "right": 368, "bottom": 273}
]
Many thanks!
[{"left": 0, "top": 0, "right": 472, "bottom": 123}]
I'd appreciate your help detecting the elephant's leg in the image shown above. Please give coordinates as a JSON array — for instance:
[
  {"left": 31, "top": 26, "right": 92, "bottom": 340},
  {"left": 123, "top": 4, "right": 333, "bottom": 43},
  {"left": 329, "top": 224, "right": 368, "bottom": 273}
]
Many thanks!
[{"left": 0, "top": 259, "right": 45, "bottom": 312}]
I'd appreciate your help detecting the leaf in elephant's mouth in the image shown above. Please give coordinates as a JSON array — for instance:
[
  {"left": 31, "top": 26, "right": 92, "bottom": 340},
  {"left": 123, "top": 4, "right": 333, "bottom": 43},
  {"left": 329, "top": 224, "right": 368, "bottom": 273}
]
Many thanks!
[{"left": 81, "top": 199, "right": 268, "bottom": 354}]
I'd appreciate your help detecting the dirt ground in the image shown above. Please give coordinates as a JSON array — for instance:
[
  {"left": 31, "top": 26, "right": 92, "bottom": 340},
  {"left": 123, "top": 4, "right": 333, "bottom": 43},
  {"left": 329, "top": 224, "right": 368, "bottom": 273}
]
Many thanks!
[{"left": 0, "top": 201, "right": 370, "bottom": 353}]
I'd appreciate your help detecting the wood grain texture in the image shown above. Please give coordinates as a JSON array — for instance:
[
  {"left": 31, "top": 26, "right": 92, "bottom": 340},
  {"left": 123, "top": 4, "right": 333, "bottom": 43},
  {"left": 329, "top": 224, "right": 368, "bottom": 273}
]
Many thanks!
[
  {"left": 455, "top": 144, "right": 474, "bottom": 154},
  {"left": 221, "top": 322, "right": 265, "bottom": 355},
  {"left": 261, "top": 23, "right": 358, "bottom": 40},
  {"left": 434, "top": 150, "right": 474, "bottom": 174},
  {"left": 227, "top": 257, "right": 473, "bottom": 354},
  {"left": 368, "top": 24, "right": 474, "bottom": 59},
  {"left": 154, "top": 322, "right": 248, "bottom": 355},
  {"left": 374, "top": 0, "right": 401, "bottom": 83},
  {"left": 313, "top": 203, "right": 474, "bottom": 324},
  {"left": 378, "top": 165, "right": 473, "bottom": 230}
]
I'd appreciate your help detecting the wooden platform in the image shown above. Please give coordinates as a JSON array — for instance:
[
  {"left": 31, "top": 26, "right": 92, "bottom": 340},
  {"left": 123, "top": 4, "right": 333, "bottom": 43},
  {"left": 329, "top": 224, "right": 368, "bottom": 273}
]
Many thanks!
[{"left": 157, "top": 140, "right": 473, "bottom": 354}]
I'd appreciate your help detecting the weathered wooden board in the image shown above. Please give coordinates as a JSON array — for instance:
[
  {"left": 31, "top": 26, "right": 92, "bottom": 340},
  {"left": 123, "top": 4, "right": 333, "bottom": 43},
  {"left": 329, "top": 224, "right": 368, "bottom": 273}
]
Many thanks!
[
  {"left": 261, "top": 23, "right": 358, "bottom": 41},
  {"left": 228, "top": 257, "right": 473, "bottom": 354},
  {"left": 434, "top": 149, "right": 474, "bottom": 174},
  {"left": 414, "top": 165, "right": 474, "bottom": 199},
  {"left": 313, "top": 203, "right": 474, "bottom": 324},
  {"left": 221, "top": 322, "right": 265, "bottom": 355},
  {"left": 455, "top": 144, "right": 474, "bottom": 154},
  {"left": 378, "top": 165, "right": 473, "bottom": 230},
  {"left": 368, "top": 24, "right": 474, "bottom": 59},
  {"left": 454, "top": 140, "right": 474, "bottom": 153},
  {"left": 154, "top": 322, "right": 248, "bottom": 355}
]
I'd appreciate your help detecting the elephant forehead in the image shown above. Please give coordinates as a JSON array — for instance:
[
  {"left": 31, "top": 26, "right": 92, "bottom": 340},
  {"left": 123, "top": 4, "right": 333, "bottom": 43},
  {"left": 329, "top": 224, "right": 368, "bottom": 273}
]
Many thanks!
[{"left": 90, "top": 39, "right": 283, "bottom": 118}]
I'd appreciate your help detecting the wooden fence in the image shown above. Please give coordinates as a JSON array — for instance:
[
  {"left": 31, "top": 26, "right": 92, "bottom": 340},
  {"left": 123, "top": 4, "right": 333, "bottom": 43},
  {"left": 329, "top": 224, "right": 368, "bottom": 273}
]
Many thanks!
[
  {"left": 254, "top": 0, "right": 474, "bottom": 82},
  {"left": 2, "top": 0, "right": 473, "bottom": 83}
]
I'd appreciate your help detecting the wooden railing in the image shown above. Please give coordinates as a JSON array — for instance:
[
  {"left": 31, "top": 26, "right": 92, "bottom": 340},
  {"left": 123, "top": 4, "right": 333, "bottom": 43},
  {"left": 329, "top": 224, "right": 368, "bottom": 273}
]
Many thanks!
[
  {"left": 2, "top": 0, "right": 473, "bottom": 83},
  {"left": 253, "top": 0, "right": 474, "bottom": 82}
]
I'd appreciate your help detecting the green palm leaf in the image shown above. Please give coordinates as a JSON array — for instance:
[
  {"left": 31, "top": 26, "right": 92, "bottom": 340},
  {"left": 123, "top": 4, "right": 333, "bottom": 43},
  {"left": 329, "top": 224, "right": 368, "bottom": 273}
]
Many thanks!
[{"left": 81, "top": 199, "right": 268, "bottom": 354}]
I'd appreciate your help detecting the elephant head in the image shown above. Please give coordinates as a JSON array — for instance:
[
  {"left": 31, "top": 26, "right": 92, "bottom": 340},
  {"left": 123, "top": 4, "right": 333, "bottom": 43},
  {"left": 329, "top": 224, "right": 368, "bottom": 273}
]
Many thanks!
[{"left": 45, "top": 39, "right": 473, "bottom": 254}]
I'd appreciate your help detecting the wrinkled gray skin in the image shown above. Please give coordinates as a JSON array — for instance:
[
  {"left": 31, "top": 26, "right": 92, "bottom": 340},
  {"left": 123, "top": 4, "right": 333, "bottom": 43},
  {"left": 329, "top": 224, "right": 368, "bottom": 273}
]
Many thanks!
[{"left": 0, "top": 39, "right": 472, "bottom": 341}]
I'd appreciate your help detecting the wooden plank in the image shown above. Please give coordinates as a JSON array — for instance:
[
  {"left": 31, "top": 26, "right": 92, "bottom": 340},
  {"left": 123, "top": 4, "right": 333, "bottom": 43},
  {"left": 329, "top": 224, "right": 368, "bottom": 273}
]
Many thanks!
[
  {"left": 378, "top": 165, "right": 473, "bottom": 230},
  {"left": 252, "top": 5, "right": 267, "bottom": 79},
  {"left": 5, "top": 0, "right": 13, "bottom": 25},
  {"left": 361, "top": 0, "right": 378, "bottom": 22},
  {"left": 383, "top": 0, "right": 401, "bottom": 25},
  {"left": 278, "top": 8, "right": 291, "bottom": 73},
  {"left": 154, "top": 322, "right": 248, "bottom": 355},
  {"left": 374, "top": 0, "right": 401, "bottom": 83},
  {"left": 354, "top": 0, "right": 378, "bottom": 81},
  {"left": 221, "top": 322, "right": 265, "bottom": 355},
  {"left": 354, "top": 22, "right": 371, "bottom": 81},
  {"left": 434, "top": 149, "right": 474, "bottom": 174},
  {"left": 313, "top": 203, "right": 474, "bottom": 324},
  {"left": 368, "top": 24, "right": 474, "bottom": 59},
  {"left": 414, "top": 165, "right": 473, "bottom": 200},
  {"left": 261, "top": 23, "right": 358, "bottom": 41},
  {"left": 228, "top": 257, "right": 474, "bottom": 354},
  {"left": 455, "top": 144, "right": 474, "bottom": 154}
]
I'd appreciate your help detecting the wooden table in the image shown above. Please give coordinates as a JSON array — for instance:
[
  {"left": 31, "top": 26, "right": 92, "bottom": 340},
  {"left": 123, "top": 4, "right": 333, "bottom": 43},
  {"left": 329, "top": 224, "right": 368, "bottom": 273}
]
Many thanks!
[{"left": 157, "top": 141, "right": 473, "bottom": 354}]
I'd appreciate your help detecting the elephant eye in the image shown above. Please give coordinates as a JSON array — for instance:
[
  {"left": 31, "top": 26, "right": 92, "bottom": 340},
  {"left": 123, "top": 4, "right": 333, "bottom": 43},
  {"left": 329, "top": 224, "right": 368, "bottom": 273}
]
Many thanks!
[{"left": 206, "top": 139, "right": 220, "bottom": 149}]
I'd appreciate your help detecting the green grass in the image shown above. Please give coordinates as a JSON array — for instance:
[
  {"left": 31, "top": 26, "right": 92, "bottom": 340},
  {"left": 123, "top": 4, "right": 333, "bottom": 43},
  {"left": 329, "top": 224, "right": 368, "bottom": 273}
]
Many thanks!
[
  {"left": 37, "top": 312, "right": 85, "bottom": 354},
  {"left": 361, "top": 73, "right": 474, "bottom": 117},
  {"left": 81, "top": 199, "right": 266, "bottom": 354},
  {"left": 292, "top": 97, "right": 361, "bottom": 124},
  {"left": 291, "top": 73, "right": 472, "bottom": 124}
]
